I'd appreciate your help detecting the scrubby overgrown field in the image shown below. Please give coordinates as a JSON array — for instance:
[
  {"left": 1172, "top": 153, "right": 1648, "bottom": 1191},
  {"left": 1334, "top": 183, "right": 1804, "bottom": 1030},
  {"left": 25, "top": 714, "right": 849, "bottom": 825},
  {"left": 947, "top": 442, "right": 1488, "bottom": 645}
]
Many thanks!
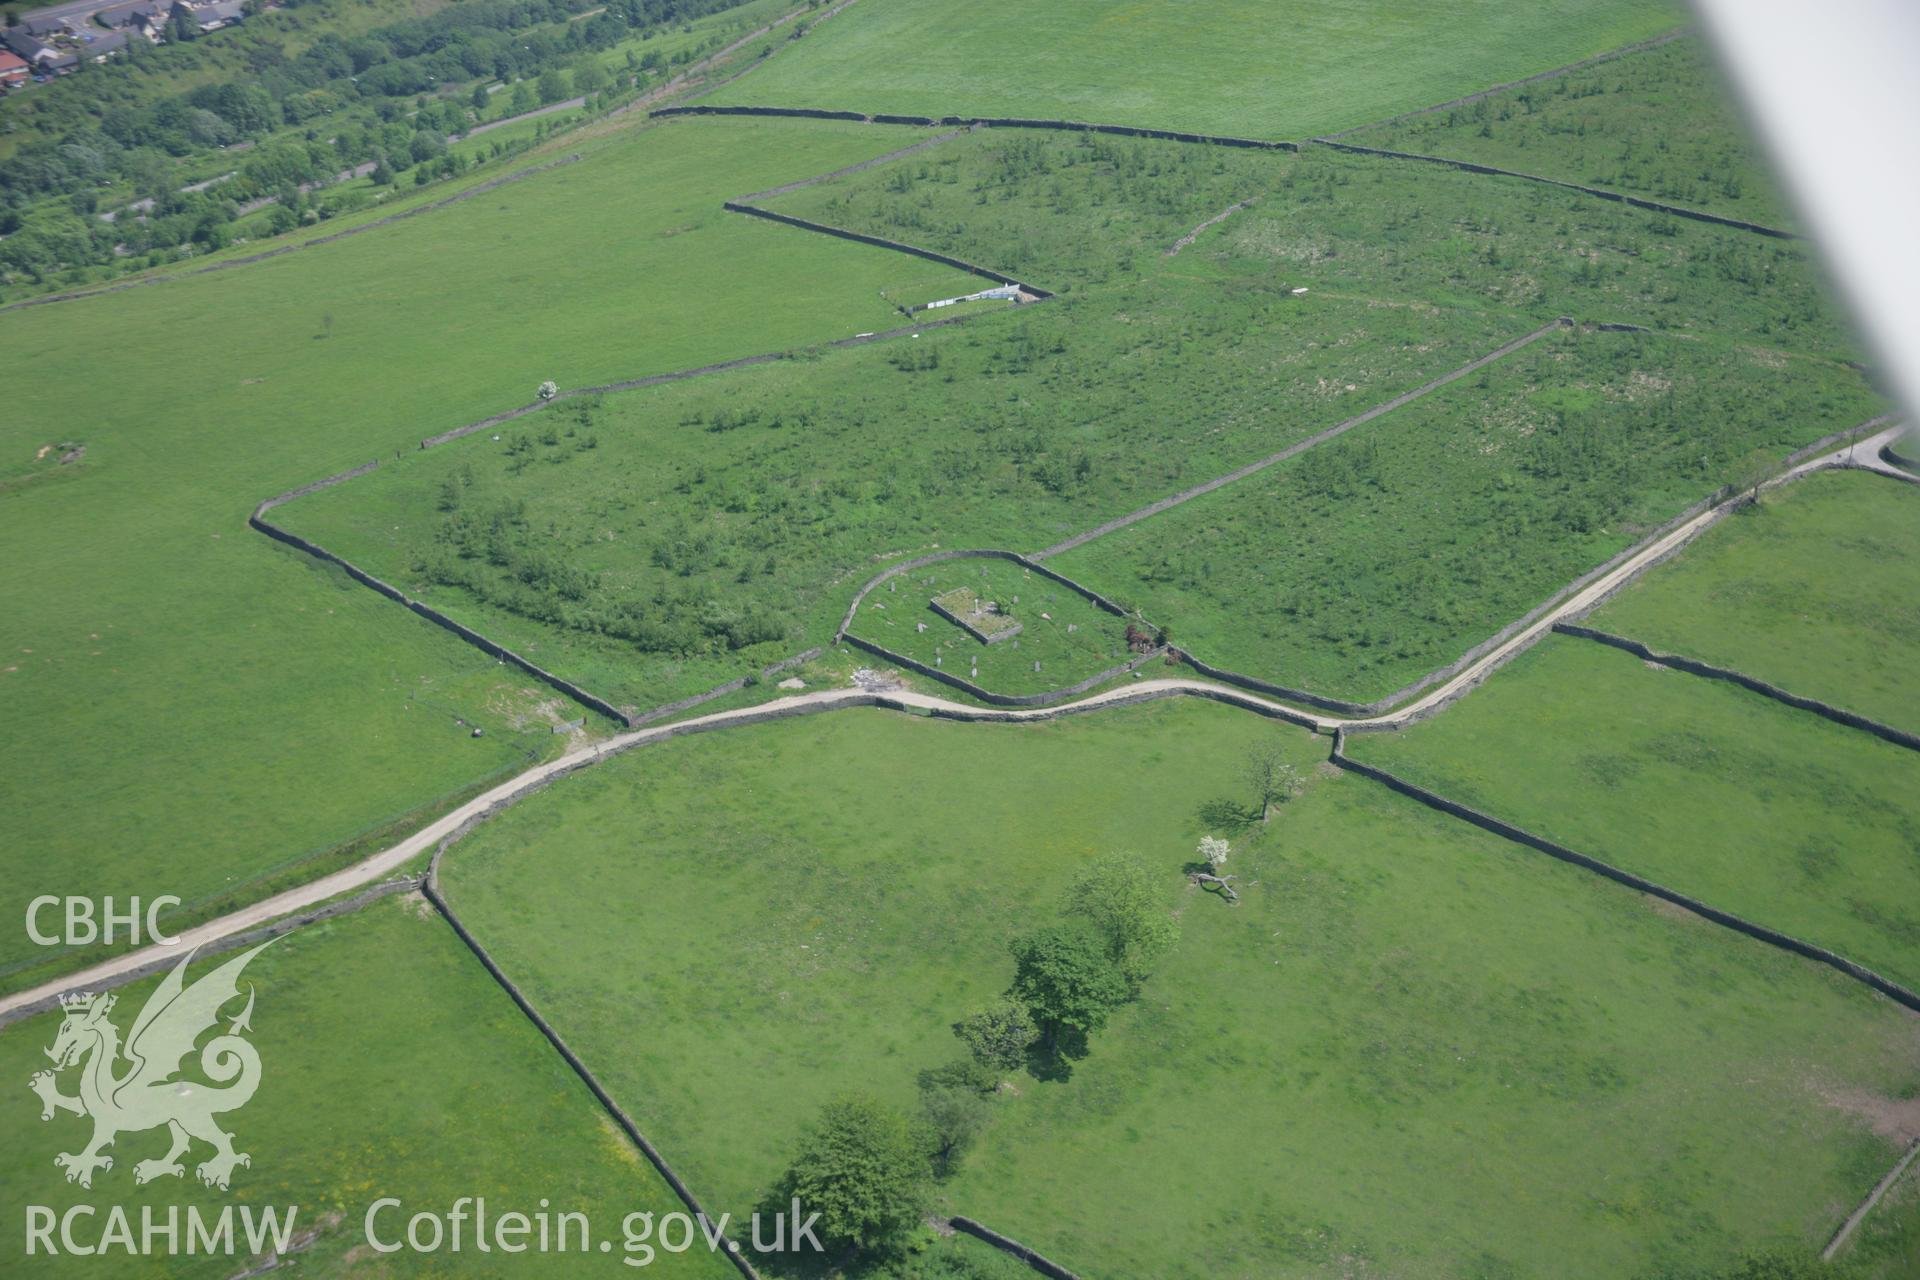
[
  {"left": 276, "top": 277, "right": 1509, "bottom": 711},
  {"left": 1052, "top": 329, "right": 1877, "bottom": 702},
  {"left": 279, "top": 129, "right": 1880, "bottom": 712},
  {"left": 1350, "top": 35, "right": 1794, "bottom": 228}
]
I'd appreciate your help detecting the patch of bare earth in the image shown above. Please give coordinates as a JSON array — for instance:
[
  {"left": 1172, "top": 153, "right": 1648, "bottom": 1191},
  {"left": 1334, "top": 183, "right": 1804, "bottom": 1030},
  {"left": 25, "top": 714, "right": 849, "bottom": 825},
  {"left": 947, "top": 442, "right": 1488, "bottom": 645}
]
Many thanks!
[
  {"left": 1641, "top": 893, "right": 1700, "bottom": 924},
  {"left": 486, "top": 684, "right": 576, "bottom": 732},
  {"left": 1819, "top": 1082, "right": 1920, "bottom": 1145}
]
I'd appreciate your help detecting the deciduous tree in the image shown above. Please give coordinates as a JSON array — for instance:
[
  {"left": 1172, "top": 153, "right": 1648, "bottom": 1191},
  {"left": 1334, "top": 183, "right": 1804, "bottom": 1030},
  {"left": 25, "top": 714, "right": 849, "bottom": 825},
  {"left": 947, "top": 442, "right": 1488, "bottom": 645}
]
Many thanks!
[
  {"left": 776, "top": 1094, "right": 928, "bottom": 1257},
  {"left": 1008, "top": 920, "right": 1130, "bottom": 1056},
  {"left": 953, "top": 999, "right": 1035, "bottom": 1073},
  {"left": 1064, "top": 852, "right": 1178, "bottom": 986},
  {"left": 916, "top": 1062, "right": 994, "bottom": 1179},
  {"left": 1244, "top": 741, "right": 1303, "bottom": 821}
]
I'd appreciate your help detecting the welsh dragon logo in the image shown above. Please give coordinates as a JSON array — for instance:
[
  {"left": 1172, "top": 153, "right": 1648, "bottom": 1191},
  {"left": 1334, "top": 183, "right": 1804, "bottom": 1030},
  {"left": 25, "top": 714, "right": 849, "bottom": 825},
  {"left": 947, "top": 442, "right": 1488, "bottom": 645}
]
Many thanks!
[{"left": 29, "top": 943, "right": 270, "bottom": 1191}]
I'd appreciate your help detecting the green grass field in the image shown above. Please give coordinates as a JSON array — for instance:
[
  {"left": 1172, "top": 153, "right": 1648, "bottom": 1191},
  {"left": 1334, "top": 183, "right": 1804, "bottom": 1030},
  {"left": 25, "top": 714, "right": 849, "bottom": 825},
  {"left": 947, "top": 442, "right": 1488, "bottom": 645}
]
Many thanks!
[
  {"left": 1351, "top": 36, "right": 1795, "bottom": 229},
  {"left": 436, "top": 698, "right": 1920, "bottom": 1278},
  {"left": 438, "top": 700, "right": 1314, "bottom": 1222},
  {"left": 1350, "top": 636, "right": 1920, "bottom": 993},
  {"left": 0, "top": 896, "right": 728, "bottom": 1276},
  {"left": 709, "top": 0, "right": 1683, "bottom": 140},
  {"left": 951, "top": 766, "right": 1920, "bottom": 1280},
  {"left": 0, "top": 114, "right": 985, "bottom": 979},
  {"left": 1590, "top": 469, "right": 1920, "bottom": 732},
  {"left": 1842, "top": 1168, "right": 1920, "bottom": 1279}
]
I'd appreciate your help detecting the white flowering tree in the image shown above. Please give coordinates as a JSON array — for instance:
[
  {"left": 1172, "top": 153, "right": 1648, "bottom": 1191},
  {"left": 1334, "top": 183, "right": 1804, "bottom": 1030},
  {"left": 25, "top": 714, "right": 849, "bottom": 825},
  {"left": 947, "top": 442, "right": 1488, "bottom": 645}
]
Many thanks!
[
  {"left": 1191, "top": 836, "right": 1238, "bottom": 902},
  {"left": 537, "top": 380, "right": 559, "bottom": 401}
]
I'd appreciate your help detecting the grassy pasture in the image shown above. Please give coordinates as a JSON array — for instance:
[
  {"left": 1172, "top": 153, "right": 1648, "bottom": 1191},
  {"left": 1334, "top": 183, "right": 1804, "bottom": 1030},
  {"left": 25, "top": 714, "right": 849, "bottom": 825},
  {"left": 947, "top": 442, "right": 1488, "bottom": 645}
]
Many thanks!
[
  {"left": 1590, "top": 468, "right": 1920, "bottom": 732},
  {"left": 1352, "top": 36, "right": 1795, "bottom": 229},
  {"left": 1350, "top": 636, "right": 1920, "bottom": 994},
  {"left": 0, "top": 115, "right": 987, "bottom": 979},
  {"left": 438, "top": 700, "right": 1313, "bottom": 1218},
  {"left": 708, "top": 0, "right": 1683, "bottom": 141},
  {"left": 952, "top": 768, "right": 1920, "bottom": 1280},
  {"left": 436, "top": 698, "right": 1920, "bottom": 1278},
  {"left": 1051, "top": 329, "right": 1881, "bottom": 704},
  {"left": 0, "top": 895, "right": 727, "bottom": 1277}
]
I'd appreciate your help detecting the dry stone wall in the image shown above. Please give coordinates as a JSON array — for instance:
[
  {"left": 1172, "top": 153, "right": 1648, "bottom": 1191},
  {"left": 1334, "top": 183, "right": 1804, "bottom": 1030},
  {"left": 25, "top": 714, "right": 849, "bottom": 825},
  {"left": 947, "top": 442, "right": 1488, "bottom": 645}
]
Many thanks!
[
  {"left": 1555, "top": 624, "right": 1919, "bottom": 751},
  {"left": 1329, "top": 733, "right": 1920, "bottom": 1013},
  {"left": 723, "top": 202, "right": 1054, "bottom": 297},
  {"left": 1312, "top": 139, "right": 1797, "bottom": 239},
  {"left": 654, "top": 103, "right": 1297, "bottom": 151},
  {"left": 950, "top": 1217, "right": 1082, "bottom": 1280}
]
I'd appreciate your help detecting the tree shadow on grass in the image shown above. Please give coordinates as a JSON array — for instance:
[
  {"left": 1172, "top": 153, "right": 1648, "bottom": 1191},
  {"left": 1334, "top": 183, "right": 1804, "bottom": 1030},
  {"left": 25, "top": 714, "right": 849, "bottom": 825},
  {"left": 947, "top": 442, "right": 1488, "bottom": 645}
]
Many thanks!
[
  {"left": 1198, "top": 796, "right": 1260, "bottom": 835},
  {"left": 1023, "top": 1028, "right": 1089, "bottom": 1084}
]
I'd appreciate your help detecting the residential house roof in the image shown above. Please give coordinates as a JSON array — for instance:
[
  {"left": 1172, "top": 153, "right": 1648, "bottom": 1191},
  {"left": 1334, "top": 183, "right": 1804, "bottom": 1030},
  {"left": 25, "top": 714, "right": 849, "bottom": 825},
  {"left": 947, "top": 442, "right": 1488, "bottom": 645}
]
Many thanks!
[
  {"left": 2, "top": 30, "right": 54, "bottom": 63},
  {"left": 95, "top": 1, "right": 161, "bottom": 26},
  {"left": 173, "top": 0, "right": 243, "bottom": 28}
]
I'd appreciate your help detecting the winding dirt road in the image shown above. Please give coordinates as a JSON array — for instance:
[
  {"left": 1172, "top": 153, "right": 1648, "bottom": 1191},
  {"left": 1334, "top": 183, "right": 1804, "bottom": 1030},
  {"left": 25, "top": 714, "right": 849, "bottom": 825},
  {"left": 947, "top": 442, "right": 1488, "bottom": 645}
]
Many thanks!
[{"left": 0, "top": 427, "right": 1903, "bottom": 1020}]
